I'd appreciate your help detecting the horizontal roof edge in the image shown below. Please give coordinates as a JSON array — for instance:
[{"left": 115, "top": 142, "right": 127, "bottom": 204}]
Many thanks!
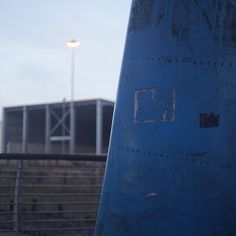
[{"left": 4, "top": 98, "right": 114, "bottom": 111}]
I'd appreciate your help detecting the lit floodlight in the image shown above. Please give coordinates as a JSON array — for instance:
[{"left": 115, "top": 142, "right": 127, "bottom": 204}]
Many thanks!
[{"left": 67, "top": 39, "right": 80, "bottom": 48}]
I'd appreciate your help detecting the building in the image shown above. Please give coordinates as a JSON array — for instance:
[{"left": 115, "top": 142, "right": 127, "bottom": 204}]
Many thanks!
[{"left": 2, "top": 99, "right": 114, "bottom": 155}]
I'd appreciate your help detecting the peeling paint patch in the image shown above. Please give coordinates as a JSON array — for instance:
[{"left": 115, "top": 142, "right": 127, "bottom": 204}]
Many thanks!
[
  {"left": 154, "top": 0, "right": 236, "bottom": 50},
  {"left": 134, "top": 87, "right": 176, "bottom": 123},
  {"left": 172, "top": 0, "right": 192, "bottom": 51},
  {"left": 194, "top": 0, "right": 236, "bottom": 46},
  {"left": 128, "top": 0, "right": 155, "bottom": 32},
  {"left": 200, "top": 113, "right": 220, "bottom": 128},
  {"left": 156, "top": 0, "right": 165, "bottom": 27}
]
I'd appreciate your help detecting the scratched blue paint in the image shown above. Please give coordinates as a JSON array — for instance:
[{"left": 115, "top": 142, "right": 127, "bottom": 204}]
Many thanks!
[{"left": 95, "top": 0, "right": 236, "bottom": 235}]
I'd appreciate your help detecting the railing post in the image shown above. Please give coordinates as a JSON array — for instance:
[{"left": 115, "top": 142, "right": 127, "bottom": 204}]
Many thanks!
[
  {"left": 13, "top": 159, "right": 23, "bottom": 233},
  {"left": 13, "top": 106, "right": 27, "bottom": 233}
]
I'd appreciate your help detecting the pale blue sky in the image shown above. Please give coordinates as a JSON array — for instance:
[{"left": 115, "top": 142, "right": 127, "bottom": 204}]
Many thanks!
[{"left": 0, "top": 0, "right": 132, "bottom": 111}]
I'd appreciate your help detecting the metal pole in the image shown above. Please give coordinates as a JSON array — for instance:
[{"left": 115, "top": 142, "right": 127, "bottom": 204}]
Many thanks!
[
  {"left": 1, "top": 108, "right": 6, "bottom": 153},
  {"left": 96, "top": 100, "right": 103, "bottom": 155},
  {"left": 45, "top": 104, "right": 51, "bottom": 154},
  {"left": 62, "top": 99, "right": 66, "bottom": 154},
  {"left": 71, "top": 48, "right": 75, "bottom": 103},
  {"left": 70, "top": 48, "right": 76, "bottom": 154}
]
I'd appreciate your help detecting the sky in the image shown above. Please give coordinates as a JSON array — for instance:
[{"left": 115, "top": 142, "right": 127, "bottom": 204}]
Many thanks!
[{"left": 0, "top": 0, "right": 132, "bottom": 112}]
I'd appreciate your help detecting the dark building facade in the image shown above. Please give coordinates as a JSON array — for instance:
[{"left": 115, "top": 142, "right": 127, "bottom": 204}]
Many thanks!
[{"left": 2, "top": 99, "right": 114, "bottom": 155}]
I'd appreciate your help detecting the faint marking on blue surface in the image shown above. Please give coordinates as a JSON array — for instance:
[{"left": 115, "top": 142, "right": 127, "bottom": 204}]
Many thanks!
[{"left": 146, "top": 192, "right": 158, "bottom": 197}]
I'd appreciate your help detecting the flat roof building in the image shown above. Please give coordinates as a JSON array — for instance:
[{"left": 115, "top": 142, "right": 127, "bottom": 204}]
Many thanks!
[{"left": 2, "top": 99, "right": 114, "bottom": 155}]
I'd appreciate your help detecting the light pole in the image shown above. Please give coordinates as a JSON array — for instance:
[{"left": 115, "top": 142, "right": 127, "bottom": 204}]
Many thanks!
[{"left": 67, "top": 39, "right": 80, "bottom": 154}]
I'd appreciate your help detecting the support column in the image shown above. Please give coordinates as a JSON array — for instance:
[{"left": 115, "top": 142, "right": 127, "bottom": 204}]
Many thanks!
[
  {"left": 96, "top": 100, "right": 103, "bottom": 155},
  {"left": 22, "top": 106, "right": 28, "bottom": 154},
  {"left": 45, "top": 105, "right": 51, "bottom": 154},
  {"left": 61, "top": 100, "right": 66, "bottom": 154},
  {"left": 70, "top": 102, "right": 75, "bottom": 154},
  {"left": 1, "top": 109, "right": 6, "bottom": 153}
]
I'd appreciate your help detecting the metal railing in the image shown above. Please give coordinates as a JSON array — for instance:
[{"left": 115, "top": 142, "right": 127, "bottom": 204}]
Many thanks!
[{"left": 0, "top": 153, "right": 106, "bottom": 235}]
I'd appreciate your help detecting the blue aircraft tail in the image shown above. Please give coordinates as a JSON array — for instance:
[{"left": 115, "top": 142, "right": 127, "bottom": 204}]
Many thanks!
[{"left": 95, "top": 1, "right": 236, "bottom": 235}]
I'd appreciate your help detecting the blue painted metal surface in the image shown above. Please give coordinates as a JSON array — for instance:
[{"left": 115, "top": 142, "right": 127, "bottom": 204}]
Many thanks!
[{"left": 95, "top": 0, "right": 236, "bottom": 235}]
